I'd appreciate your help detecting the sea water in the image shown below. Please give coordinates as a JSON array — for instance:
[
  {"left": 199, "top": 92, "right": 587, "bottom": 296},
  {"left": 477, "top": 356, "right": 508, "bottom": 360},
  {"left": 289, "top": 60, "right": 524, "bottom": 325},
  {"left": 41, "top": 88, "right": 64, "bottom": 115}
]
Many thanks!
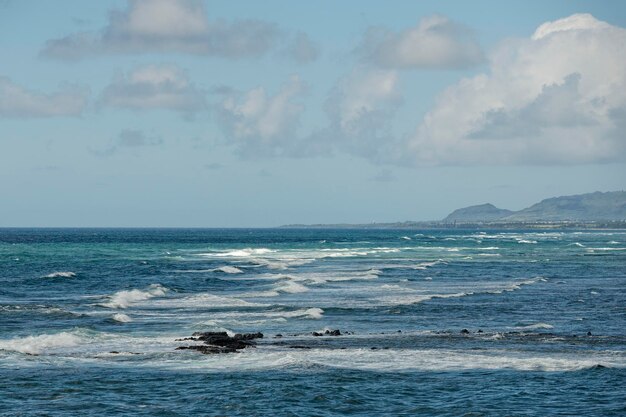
[{"left": 0, "top": 228, "right": 624, "bottom": 415}]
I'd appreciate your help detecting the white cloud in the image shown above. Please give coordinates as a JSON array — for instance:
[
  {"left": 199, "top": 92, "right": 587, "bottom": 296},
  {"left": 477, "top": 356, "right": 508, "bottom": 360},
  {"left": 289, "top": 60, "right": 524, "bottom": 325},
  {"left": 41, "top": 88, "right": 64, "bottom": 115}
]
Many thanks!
[
  {"left": 406, "top": 14, "right": 626, "bottom": 165},
  {"left": 216, "top": 76, "right": 305, "bottom": 155},
  {"left": 360, "top": 15, "right": 484, "bottom": 70},
  {"left": 99, "top": 64, "right": 205, "bottom": 113},
  {"left": 320, "top": 68, "right": 401, "bottom": 159},
  {"left": 42, "top": 0, "right": 279, "bottom": 60},
  {"left": 0, "top": 77, "right": 88, "bottom": 118}
]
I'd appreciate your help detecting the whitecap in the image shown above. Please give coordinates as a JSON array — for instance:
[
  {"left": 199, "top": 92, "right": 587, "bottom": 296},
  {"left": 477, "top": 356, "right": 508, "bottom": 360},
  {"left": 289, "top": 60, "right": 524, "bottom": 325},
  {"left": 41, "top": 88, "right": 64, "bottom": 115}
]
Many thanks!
[
  {"left": 112, "top": 313, "right": 132, "bottom": 323},
  {"left": 101, "top": 284, "right": 168, "bottom": 309},
  {"left": 44, "top": 271, "right": 76, "bottom": 278},
  {"left": 514, "top": 323, "right": 554, "bottom": 330},
  {"left": 214, "top": 266, "right": 243, "bottom": 274},
  {"left": 0, "top": 332, "right": 82, "bottom": 355}
]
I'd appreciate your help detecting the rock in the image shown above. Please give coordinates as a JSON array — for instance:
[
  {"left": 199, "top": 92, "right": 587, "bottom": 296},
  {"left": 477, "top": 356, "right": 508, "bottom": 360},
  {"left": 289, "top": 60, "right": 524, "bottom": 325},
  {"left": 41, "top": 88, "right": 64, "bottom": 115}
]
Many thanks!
[
  {"left": 274, "top": 334, "right": 283, "bottom": 338},
  {"left": 460, "top": 329, "right": 470, "bottom": 334},
  {"left": 587, "top": 331, "right": 592, "bottom": 336},
  {"left": 312, "top": 332, "right": 322, "bottom": 337},
  {"left": 289, "top": 345, "right": 311, "bottom": 349},
  {"left": 477, "top": 329, "right": 483, "bottom": 333},
  {"left": 178, "top": 331, "right": 263, "bottom": 354},
  {"left": 328, "top": 329, "right": 341, "bottom": 336}
]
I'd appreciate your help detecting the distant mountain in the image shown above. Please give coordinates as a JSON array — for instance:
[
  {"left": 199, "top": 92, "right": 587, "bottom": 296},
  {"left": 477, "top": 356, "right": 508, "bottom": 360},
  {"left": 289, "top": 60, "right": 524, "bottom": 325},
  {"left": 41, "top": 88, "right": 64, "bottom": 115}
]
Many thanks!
[
  {"left": 443, "top": 191, "right": 626, "bottom": 223},
  {"left": 503, "top": 191, "right": 626, "bottom": 221},
  {"left": 443, "top": 203, "right": 514, "bottom": 222}
]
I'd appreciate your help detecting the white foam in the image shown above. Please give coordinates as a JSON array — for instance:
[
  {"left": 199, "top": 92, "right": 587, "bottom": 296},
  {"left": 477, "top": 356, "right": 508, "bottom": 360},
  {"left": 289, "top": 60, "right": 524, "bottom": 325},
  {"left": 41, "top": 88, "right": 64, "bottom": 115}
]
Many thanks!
[
  {"left": 517, "top": 240, "right": 538, "bottom": 244},
  {"left": 413, "top": 260, "right": 444, "bottom": 270},
  {"left": 101, "top": 284, "right": 168, "bottom": 309},
  {"left": 514, "top": 323, "right": 554, "bottom": 330},
  {"left": 569, "top": 242, "right": 585, "bottom": 247},
  {"left": 0, "top": 332, "right": 82, "bottom": 355},
  {"left": 44, "top": 271, "right": 76, "bottom": 278},
  {"left": 112, "top": 313, "right": 132, "bottom": 323},
  {"left": 211, "top": 248, "right": 274, "bottom": 257},
  {"left": 151, "top": 292, "right": 265, "bottom": 308},
  {"left": 276, "top": 280, "right": 310, "bottom": 294},
  {"left": 400, "top": 236, "right": 412, "bottom": 240},
  {"left": 214, "top": 266, "right": 243, "bottom": 274},
  {"left": 162, "top": 347, "right": 624, "bottom": 373}
]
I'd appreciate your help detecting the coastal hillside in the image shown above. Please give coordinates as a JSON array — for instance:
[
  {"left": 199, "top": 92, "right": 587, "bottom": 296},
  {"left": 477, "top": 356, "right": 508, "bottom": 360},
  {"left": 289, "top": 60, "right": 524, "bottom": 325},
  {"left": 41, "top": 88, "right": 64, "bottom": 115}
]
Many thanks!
[
  {"left": 443, "top": 203, "right": 514, "bottom": 222},
  {"left": 444, "top": 191, "right": 626, "bottom": 222}
]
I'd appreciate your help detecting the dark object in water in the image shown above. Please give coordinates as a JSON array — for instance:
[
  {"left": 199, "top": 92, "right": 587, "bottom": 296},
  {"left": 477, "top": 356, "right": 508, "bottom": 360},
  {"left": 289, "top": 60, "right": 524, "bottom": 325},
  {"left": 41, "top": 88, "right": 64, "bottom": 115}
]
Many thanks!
[{"left": 177, "top": 332, "right": 263, "bottom": 355}]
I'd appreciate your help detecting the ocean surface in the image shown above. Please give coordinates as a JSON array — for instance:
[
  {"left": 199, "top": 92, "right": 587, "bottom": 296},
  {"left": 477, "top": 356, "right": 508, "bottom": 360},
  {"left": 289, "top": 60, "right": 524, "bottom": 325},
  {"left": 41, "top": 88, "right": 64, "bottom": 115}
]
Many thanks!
[{"left": 0, "top": 228, "right": 624, "bottom": 416}]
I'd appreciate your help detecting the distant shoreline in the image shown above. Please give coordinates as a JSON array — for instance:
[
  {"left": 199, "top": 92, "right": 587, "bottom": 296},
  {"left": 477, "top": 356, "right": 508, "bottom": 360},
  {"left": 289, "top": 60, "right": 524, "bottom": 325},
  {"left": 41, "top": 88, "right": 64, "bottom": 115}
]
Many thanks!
[{"left": 279, "top": 220, "right": 626, "bottom": 230}]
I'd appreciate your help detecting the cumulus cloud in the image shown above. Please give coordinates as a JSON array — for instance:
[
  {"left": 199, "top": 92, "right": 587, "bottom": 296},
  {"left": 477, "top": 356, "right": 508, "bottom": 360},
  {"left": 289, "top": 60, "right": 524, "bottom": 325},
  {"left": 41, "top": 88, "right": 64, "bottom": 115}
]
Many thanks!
[
  {"left": 318, "top": 67, "right": 402, "bottom": 159},
  {"left": 99, "top": 64, "right": 206, "bottom": 113},
  {"left": 360, "top": 15, "right": 484, "bottom": 70},
  {"left": 41, "top": 0, "right": 279, "bottom": 60},
  {"left": 406, "top": 14, "right": 626, "bottom": 165},
  {"left": 216, "top": 76, "right": 305, "bottom": 155},
  {"left": 0, "top": 77, "right": 88, "bottom": 118}
]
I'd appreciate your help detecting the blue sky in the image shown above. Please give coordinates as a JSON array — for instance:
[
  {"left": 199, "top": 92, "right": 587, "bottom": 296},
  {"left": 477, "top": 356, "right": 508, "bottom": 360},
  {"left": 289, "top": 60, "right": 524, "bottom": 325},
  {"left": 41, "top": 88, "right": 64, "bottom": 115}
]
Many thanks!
[{"left": 1, "top": 0, "right": 625, "bottom": 227}]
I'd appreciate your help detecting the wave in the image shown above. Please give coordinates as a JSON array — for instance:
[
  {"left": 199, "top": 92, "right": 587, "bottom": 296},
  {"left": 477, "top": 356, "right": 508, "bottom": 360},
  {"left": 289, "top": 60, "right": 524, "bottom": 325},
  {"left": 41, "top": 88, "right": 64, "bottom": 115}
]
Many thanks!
[
  {"left": 0, "top": 331, "right": 83, "bottom": 355},
  {"left": 112, "top": 313, "right": 132, "bottom": 323},
  {"left": 101, "top": 284, "right": 168, "bottom": 309},
  {"left": 214, "top": 266, "right": 243, "bottom": 274},
  {"left": 376, "top": 277, "right": 547, "bottom": 306},
  {"left": 413, "top": 260, "right": 444, "bottom": 270},
  {"left": 275, "top": 281, "right": 309, "bottom": 294},
  {"left": 150, "top": 292, "right": 266, "bottom": 308},
  {"left": 209, "top": 248, "right": 275, "bottom": 258},
  {"left": 514, "top": 323, "right": 554, "bottom": 330},
  {"left": 44, "top": 271, "right": 76, "bottom": 278}
]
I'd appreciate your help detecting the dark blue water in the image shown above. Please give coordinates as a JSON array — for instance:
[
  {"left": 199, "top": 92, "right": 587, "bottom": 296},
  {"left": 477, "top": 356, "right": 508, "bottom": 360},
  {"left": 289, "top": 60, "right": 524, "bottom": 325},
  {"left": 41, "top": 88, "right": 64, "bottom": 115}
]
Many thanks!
[{"left": 1, "top": 228, "right": 624, "bottom": 416}]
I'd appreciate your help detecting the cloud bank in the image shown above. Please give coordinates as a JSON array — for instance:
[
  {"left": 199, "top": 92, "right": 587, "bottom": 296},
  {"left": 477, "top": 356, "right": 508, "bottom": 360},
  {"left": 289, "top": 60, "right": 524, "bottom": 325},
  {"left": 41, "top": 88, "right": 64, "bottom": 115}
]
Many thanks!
[
  {"left": 0, "top": 77, "right": 88, "bottom": 118},
  {"left": 42, "top": 0, "right": 280, "bottom": 60},
  {"left": 99, "top": 64, "right": 206, "bottom": 113},
  {"left": 360, "top": 15, "right": 484, "bottom": 70}
]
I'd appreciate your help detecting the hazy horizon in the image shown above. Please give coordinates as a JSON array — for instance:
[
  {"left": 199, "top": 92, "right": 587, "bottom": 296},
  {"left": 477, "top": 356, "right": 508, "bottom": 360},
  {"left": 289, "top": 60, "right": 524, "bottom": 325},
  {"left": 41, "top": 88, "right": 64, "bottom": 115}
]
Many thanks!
[{"left": 2, "top": 1, "right": 625, "bottom": 227}]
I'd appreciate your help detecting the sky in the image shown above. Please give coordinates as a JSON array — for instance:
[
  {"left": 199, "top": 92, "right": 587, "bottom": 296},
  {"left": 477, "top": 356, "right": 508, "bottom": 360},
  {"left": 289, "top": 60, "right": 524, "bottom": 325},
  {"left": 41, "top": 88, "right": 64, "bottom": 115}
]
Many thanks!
[{"left": 1, "top": 0, "right": 625, "bottom": 227}]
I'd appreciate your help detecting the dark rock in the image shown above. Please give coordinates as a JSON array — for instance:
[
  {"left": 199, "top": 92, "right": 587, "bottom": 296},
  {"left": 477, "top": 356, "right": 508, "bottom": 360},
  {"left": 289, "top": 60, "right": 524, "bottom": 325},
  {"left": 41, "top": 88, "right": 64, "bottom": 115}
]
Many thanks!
[
  {"left": 328, "top": 329, "right": 341, "bottom": 336},
  {"left": 274, "top": 334, "right": 283, "bottom": 338},
  {"left": 587, "top": 331, "right": 592, "bottom": 336},
  {"left": 289, "top": 345, "right": 311, "bottom": 349},
  {"left": 178, "top": 331, "right": 263, "bottom": 354},
  {"left": 460, "top": 329, "right": 470, "bottom": 334},
  {"left": 109, "top": 351, "right": 119, "bottom": 354},
  {"left": 312, "top": 332, "right": 322, "bottom": 337},
  {"left": 477, "top": 329, "right": 483, "bottom": 333}
]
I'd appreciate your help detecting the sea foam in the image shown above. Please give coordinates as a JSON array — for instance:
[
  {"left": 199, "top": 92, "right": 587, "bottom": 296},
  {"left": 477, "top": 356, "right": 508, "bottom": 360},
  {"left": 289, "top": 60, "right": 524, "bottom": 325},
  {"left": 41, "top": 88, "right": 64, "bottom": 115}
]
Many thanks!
[
  {"left": 44, "top": 271, "right": 76, "bottom": 278},
  {"left": 102, "top": 284, "right": 168, "bottom": 309}
]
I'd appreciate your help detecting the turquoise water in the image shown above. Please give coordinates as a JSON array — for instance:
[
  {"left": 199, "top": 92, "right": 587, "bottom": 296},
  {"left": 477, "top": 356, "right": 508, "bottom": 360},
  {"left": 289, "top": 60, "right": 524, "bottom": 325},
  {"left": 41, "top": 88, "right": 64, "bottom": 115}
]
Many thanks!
[{"left": 1, "top": 228, "right": 624, "bottom": 416}]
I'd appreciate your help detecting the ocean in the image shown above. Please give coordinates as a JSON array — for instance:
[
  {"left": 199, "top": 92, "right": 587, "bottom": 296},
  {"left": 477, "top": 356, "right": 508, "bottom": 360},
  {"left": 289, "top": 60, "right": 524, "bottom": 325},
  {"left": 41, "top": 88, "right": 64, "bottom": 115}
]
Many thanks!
[{"left": 0, "top": 228, "right": 624, "bottom": 416}]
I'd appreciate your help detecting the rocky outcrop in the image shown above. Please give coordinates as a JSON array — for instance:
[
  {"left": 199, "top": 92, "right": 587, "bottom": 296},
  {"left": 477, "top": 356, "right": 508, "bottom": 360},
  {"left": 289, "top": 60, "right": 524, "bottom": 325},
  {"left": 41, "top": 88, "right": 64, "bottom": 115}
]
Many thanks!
[{"left": 176, "top": 331, "right": 263, "bottom": 354}]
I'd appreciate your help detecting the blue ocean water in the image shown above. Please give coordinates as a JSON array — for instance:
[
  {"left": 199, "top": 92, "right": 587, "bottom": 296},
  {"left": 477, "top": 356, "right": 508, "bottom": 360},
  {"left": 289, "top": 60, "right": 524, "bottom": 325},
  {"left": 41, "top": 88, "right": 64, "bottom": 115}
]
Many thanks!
[{"left": 0, "top": 228, "right": 624, "bottom": 416}]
